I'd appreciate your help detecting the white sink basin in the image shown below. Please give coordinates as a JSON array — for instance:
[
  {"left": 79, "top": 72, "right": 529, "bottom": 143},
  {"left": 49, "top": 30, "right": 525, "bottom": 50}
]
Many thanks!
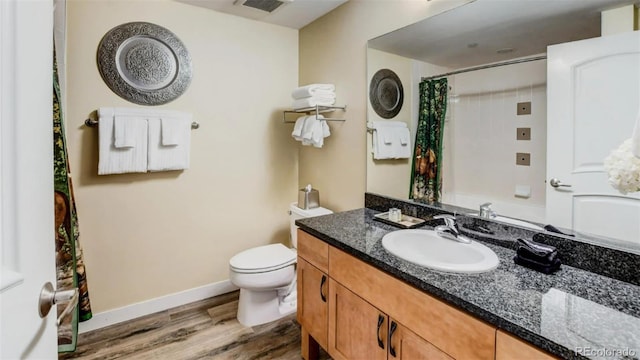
[{"left": 381, "top": 229, "right": 499, "bottom": 273}]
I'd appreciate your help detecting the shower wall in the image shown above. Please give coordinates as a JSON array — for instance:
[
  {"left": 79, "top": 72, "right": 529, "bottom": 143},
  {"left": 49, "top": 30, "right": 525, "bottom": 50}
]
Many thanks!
[{"left": 441, "top": 59, "right": 547, "bottom": 222}]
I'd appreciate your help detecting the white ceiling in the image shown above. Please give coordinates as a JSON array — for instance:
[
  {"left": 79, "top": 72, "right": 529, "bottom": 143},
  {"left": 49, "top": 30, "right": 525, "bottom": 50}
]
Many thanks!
[
  {"left": 368, "top": 0, "right": 639, "bottom": 69},
  {"left": 176, "top": 0, "right": 348, "bottom": 29}
]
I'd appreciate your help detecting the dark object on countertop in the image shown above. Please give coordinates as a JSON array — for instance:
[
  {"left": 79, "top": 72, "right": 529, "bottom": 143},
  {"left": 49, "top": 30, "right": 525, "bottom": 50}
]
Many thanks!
[
  {"left": 514, "top": 238, "right": 561, "bottom": 274},
  {"left": 513, "top": 255, "right": 561, "bottom": 274},
  {"left": 543, "top": 224, "right": 575, "bottom": 237},
  {"left": 517, "top": 238, "right": 557, "bottom": 259}
]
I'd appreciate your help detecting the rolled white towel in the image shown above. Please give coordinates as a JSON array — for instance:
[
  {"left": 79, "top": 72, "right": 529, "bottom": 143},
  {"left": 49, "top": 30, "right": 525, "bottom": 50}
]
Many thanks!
[{"left": 292, "top": 84, "right": 335, "bottom": 99}]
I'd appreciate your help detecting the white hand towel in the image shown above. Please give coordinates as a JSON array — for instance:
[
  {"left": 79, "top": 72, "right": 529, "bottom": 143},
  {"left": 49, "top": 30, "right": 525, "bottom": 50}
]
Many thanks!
[
  {"left": 292, "top": 97, "right": 336, "bottom": 110},
  {"left": 97, "top": 107, "right": 148, "bottom": 175},
  {"left": 292, "top": 116, "right": 307, "bottom": 141},
  {"left": 113, "top": 115, "right": 140, "bottom": 148},
  {"left": 632, "top": 107, "right": 640, "bottom": 158},
  {"left": 148, "top": 118, "right": 191, "bottom": 171},
  {"left": 161, "top": 113, "right": 192, "bottom": 146},
  {"left": 310, "top": 116, "right": 330, "bottom": 148},
  {"left": 301, "top": 115, "right": 316, "bottom": 143},
  {"left": 393, "top": 127, "right": 412, "bottom": 159},
  {"left": 370, "top": 120, "right": 409, "bottom": 160},
  {"left": 291, "top": 84, "right": 335, "bottom": 99}
]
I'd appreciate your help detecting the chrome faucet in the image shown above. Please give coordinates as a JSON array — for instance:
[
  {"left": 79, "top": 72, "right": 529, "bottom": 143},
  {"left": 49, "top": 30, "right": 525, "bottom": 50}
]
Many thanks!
[
  {"left": 433, "top": 214, "right": 472, "bottom": 244},
  {"left": 479, "top": 202, "right": 497, "bottom": 219}
]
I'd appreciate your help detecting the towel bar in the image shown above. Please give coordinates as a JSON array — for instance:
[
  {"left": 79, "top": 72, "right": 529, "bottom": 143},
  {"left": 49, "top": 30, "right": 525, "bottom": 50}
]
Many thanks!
[
  {"left": 283, "top": 105, "right": 347, "bottom": 123},
  {"left": 85, "top": 118, "right": 200, "bottom": 129}
]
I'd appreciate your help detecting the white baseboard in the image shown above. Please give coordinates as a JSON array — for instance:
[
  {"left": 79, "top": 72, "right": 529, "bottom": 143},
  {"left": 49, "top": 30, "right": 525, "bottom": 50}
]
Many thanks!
[{"left": 78, "top": 280, "right": 238, "bottom": 334}]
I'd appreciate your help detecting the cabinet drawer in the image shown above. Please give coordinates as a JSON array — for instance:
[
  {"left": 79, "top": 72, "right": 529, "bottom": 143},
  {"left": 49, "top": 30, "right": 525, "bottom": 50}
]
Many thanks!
[
  {"left": 297, "top": 230, "right": 329, "bottom": 273},
  {"left": 329, "top": 247, "right": 496, "bottom": 360},
  {"left": 496, "top": 330, "right": 557, "bottom": 360}
]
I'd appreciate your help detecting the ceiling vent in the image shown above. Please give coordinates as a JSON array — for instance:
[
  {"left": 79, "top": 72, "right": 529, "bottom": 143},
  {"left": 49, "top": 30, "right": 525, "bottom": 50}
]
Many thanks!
[{"left": 234, "top": 0, "right": 293, "bottom": 13}]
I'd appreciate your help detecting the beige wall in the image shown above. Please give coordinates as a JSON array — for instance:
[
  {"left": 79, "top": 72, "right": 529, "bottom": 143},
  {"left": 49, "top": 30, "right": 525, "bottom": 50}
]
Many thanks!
[
  {"left": 66, "top": 0, "right": 298, "bottom": 313},
  {"left": 365, "top": 48, "right": 413, "bottom": 200},
  {"left": 298, "top": 0, "right": 472, "bottom": 212}
]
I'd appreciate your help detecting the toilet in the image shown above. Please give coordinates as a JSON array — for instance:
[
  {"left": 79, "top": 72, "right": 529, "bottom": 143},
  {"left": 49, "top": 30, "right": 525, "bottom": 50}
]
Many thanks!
[{"left": 229, "top": 202, "right": 332, "bottom": 327}]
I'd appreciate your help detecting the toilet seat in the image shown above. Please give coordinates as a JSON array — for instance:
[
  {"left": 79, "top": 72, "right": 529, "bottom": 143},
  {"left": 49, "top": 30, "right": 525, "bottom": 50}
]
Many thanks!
[{"left": 229, "top": 243, "right": 296, "bottom": 274}]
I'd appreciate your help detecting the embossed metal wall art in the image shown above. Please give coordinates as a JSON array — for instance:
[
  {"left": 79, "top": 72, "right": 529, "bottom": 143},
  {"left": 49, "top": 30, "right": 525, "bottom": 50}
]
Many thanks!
[
  {"left": 97, "top": 22, "right": 192, "bottom": 105},
  {"left": 369, "top": 69, "right": 404, "bottom": 119}
]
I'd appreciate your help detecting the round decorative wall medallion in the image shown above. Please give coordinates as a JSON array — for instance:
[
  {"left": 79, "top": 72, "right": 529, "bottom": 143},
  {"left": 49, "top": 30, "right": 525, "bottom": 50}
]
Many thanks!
[
  {"left": 369, "top": 69, "right": 404, "bottom": 119},
  {"left": 97, "top": 22, "right": 192, "bottom": 105}
]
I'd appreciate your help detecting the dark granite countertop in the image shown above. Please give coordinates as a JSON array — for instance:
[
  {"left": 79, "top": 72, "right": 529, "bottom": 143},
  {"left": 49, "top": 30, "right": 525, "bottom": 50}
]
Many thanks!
[{"left": 296, "top": 208, "right": 640, "bottom": 360}]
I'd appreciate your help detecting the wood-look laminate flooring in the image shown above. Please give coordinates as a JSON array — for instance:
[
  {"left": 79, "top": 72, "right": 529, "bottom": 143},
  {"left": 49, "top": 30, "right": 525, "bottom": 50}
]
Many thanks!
[{"left": 60, "top": 291, "right": 330, "bottom": 360}]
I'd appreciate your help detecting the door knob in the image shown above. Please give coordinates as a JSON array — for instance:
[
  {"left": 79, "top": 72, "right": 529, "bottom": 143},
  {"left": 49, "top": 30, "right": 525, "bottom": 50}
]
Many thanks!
[
  {"left": 38, "top": 282, "right": 79, "bottom": 326},
  {"left": 549, "top": 178, "right": 572, "bottom": 188}
]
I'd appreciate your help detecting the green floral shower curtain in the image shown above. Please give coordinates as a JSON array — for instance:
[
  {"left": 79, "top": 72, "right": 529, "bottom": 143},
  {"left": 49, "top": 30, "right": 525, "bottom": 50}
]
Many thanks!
[
  {"left": 409, "top": 78, "right": 448, "bottom": 202},
  {"left": 54, "top": 46, "right": 92, "bottom": 353}
]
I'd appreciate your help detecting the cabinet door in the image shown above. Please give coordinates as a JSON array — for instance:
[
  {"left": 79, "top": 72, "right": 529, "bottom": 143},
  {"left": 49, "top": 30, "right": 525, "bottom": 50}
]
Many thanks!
[
  {"left": 297, "top": 257, "right": 329, "bottom": 350},
  {"left": 388, "top": 319, "right": 453, "bottom": 360},
  {"left": 328, "top": 280, "right": 388, "bottom": 360}
]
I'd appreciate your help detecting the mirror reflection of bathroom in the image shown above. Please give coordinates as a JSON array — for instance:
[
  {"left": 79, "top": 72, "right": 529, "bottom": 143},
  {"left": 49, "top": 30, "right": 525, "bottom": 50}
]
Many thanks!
[{"left": 366, "top": 0, "right": 640, "bottom": 248}]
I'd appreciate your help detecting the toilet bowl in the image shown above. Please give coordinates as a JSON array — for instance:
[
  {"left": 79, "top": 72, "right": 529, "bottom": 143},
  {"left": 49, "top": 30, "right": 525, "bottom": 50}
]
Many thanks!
[{"left": 228, "top": 203, "right": 332, "bottom": 327}]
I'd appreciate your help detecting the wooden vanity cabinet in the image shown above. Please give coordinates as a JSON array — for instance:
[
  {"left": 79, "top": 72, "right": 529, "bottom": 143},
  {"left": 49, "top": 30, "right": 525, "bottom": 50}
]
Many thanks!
[
  {"left": 496, "top": 330, "right": 558, "bottom": 360},
  {"left": 328, "top": 279, "right": 452, "bottom": 360},
  {"left": 297, "top": 230, "right": 496, "bottom": 360},
  {"left": 297, "top": 231, "right": 330, "bottom": 359}
]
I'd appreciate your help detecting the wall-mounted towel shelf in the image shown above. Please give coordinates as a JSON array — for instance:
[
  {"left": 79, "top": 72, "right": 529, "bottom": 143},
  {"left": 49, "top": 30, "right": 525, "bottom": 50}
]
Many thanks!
[
  {"left": 283, "top": 105, "right": 347, "bottom": 123},
  {"left": 85, "top": 118, "right": 200, "bottom": 129}
]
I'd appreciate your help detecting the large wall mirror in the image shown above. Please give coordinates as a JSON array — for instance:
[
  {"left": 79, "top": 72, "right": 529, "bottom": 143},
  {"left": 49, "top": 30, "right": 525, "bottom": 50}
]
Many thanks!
[{"left": 366, "top": 0, "right": 640, "bottom": 254}]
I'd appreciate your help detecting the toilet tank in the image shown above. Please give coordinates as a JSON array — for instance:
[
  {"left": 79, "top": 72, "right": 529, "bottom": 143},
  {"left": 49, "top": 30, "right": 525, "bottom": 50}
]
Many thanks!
[{"left": 289, "top": 202, "right": 332, "bottom": 248}]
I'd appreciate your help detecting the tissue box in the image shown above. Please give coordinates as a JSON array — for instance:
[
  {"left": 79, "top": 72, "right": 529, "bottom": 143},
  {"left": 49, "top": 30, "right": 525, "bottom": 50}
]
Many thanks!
[{"left": 298, "top": 188, "right": 319, "bottom": 209}]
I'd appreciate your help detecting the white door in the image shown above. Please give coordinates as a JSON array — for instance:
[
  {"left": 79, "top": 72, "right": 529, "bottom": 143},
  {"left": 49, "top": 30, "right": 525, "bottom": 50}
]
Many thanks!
[
  {"left": 0, "top": 0, "right": 58, "bottom": 358},
  {"left": 546, "top": 31, "right": 640, "bottom": 243}
]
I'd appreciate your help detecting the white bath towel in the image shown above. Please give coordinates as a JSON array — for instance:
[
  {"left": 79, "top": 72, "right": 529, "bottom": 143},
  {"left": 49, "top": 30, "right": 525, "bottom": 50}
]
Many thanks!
[
  {"left": 97, "top": 108, "right": 148, "bottom": 175},
  {"left": 291, "top": 84, "right": 335, "bottom": 99},
  {"left": 292, "top": 97, "right": 336, "bottom": 110},
  {"left": 161, "top": 113, "right": 192, "bottom": 146},
  {"left": 369, "top": 120, "right": 410, "bottom": 160},
  {"left": 147, "top": 117, "right": 191, "bottom": 172},
  {"left": 393, "top": 127, "right": 412, "bottom": 158},
  {"left": 632, "top": 107, "right": 640, "bottom": 158}
]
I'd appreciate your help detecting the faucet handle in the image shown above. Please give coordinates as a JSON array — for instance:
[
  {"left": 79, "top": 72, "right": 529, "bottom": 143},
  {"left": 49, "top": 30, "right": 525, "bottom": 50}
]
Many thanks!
[
  {"left": 480, "top": 202, "right": 492, "bottom": 209},
  {"left": 433, "top": 214, "right": 457, "bottom": 228}
]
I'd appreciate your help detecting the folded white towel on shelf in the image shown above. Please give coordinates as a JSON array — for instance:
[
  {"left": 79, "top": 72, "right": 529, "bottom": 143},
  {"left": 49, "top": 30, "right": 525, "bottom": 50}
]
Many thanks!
[
  {"left": 161, "top": 113, "right": 192, "bottom": 146},
  {"left": 98, "top": 107, "right": 148, "bottom": 175},
  {"left": 369, "top": 120, "right": 411, "bottom": 160},
  {"left": 291, "top": 84, "right": 335, "bottom": 99},
  {"left": 292, "top": 97, "right": 336, "bottom": 110},
  {"left": 148, "top": 118, "right": 191, "bottom": 172}
]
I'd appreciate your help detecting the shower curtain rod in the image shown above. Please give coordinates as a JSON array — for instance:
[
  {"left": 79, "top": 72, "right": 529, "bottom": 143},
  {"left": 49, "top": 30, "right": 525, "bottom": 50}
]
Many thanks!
[{"left": 421, "top": 55, "right": 547, "bottom": 81}]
